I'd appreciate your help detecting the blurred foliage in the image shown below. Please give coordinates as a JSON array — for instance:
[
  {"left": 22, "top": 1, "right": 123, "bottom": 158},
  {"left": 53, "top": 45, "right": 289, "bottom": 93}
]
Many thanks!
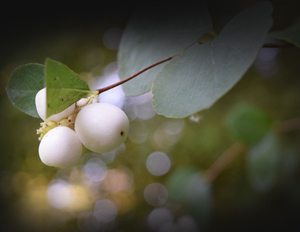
[
  {"left": 246, "top": 132, "right": 281, "bottom": 192},
  {"left": 225, "top": 104, "right": 272, "bottom": 145},
  {"left": 1, "top": 1, "right": 300, "bottom": 232}
]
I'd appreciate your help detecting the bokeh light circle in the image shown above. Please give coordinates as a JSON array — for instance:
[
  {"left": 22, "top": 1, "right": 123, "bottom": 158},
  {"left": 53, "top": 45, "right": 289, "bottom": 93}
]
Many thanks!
[
  {"left": 146, "top": 152, "right": 171, "bottom": 176},
  {"left": 47, "top": 179, "right": 74, "bottom": 209}
]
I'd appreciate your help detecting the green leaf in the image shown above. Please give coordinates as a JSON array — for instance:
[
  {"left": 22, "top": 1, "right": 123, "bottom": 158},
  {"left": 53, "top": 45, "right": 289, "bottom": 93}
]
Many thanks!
[
  {"left": 6, "top": 63, "right": 44, "bottom": 117},
  {"left": 152, "top": 2, "right": 273, "bottom": 118},
  {"left": 246, "top": 132, "right": 281, "bottom": 192},
  {"left": 45, "top": 58, "right": 92, "bottom": 117},
  {"left": 225, "top": 104, "right": 272, "bottom": 145},
  {"left": 118, "top": 4, "right": 213, "bottom": 96},
  {"left": 269, "top": 20, "right": 300, "bottom": 48}
]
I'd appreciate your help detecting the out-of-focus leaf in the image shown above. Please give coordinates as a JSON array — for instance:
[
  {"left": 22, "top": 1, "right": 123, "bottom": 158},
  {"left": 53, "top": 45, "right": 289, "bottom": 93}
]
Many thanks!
[
  {"left": 269, "top": 20, "right": 300, "bottom": 48},
  {"left": 246, "top": 132, "right": 281, "bottom": 192},
  {"left": 6, "top": 63, "right": 44, "bottom": 117},
  {"left": 45, "top": 58, "right": 92, "bottom": 117},
  {"left": 152, "top": 2, "right": 273, "bottom": 118},
  {"left": 225, "top": 104, "right": 272, "bottom": 145},
  {"left": 118, "top": 3, "right": 213, "bottom": 96}
]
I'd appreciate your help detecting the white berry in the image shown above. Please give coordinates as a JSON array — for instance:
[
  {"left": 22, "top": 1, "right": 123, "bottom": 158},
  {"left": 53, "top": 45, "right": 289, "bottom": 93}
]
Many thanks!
[
  {"left": 75, "top": 103, "right": 130, "bottom": 153},
  {"left": 35, "top": 88, "right": 75, "bottom": 122},
  {"left": 38, "top": 126, "right": 82, "bottom": 168}
]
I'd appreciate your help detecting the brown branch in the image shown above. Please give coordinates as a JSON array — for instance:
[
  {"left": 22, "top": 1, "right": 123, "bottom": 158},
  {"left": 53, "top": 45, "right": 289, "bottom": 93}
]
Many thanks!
[
  {"left": 204, "top": 142, "right": 246, "bottom": 182},
  {"left": 96, "top": 42, "right": 294, "bottom": 94},
  {"left": 96, "top": 55, "right": 177, "bottom": 94}
]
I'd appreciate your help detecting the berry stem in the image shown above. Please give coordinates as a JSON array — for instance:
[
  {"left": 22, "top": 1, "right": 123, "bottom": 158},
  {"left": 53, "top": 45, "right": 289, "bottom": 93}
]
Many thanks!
[
  {"left": 96, "top": 55, "right": 177, "bottom": 94},
  {"left": 96, "top": 42, "right": 293, "bottom": 94}
]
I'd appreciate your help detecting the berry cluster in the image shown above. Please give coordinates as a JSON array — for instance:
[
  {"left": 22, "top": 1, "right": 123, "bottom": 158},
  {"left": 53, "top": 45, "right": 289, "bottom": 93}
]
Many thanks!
[{"left": 35, "top": 88, "right": 130, "bottom": 168}]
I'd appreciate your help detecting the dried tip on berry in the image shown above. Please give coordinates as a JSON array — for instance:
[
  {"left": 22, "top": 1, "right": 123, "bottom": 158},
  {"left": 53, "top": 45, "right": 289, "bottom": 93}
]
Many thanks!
[
  {"left": 58, "top": 118, "right": 70, "bottom": 127},
  {"left": 68, "top": 112, "right": 78, "bottom": 123}
]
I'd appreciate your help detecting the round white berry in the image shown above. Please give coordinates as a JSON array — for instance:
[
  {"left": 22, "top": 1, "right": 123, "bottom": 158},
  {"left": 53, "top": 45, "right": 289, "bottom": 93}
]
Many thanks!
[
  {"left": 38, "top": 126, "right": 82, "bottom": 168},
  {"left": 35, "top": 88, "right": 75, "bottom": 122},
  {"left": 75, "top": 103, "right": 130, "bottom": 153}
]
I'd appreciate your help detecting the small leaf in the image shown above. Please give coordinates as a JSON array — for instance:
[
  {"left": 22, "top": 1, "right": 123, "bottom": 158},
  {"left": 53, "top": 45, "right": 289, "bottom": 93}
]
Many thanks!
[
  {"left": 6, "top": 63, "right": 44, "bottom": 117},
  {"left": 246, "top": 132, "right": 281, "bottom": 192},
  {"left": 269, "top": 20, "right": 300, "bottom": 48},
  {"left": 152, "top": 2, "right": 273, "bottom": 118},
  {"left": 225, "top": 104, "right": 272, "bottom": 145},
  {"left": 118, "top": 4, "right": 213, "bottom": 96},
  {"left": 45, "top": 58, "right": 92, "bottom": 117}
]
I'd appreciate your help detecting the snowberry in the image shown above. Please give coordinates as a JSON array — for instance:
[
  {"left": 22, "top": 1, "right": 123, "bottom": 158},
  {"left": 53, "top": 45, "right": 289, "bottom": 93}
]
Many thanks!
[
  {"left": 38, "top": 126, "right": 82, "bottom": 168},
  {"left": 75, "top": 103, "right": 130, "bottom": 153},
  {"left": 35, "top": 88, "right": 75, "bottom": 122}
]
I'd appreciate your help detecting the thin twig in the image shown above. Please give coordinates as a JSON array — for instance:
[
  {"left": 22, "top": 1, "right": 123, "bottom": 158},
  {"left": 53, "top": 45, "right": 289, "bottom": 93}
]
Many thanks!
[
  {"left": 96, "top": 42, "right": 294, "bottom": 94},
  {"left": 204, "top": 142, "right": 246, "bottom": 182},
  {"left": 96, "top": 55, "right": 177, "bottom": 94}
]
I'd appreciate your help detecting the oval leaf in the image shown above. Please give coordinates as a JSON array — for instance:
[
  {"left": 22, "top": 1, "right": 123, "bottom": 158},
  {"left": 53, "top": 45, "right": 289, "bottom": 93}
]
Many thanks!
[
  {"left": 152, "top": 2, "right": 273, "bottom": 118},
  {"left": 6, "top": 63, "right": 44, "bottom": 117},
  {"left": 246, "top": 132, "right": 281, "bottom": 192},
  {"left": 269, "top": 20, "right": 300, "bottom": 48},
  {"left": 118, "top": 4, "right": 213, "bottom": 96},
  {"left": 45, "top": 58, "right": 92, "bottom": 117}
]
